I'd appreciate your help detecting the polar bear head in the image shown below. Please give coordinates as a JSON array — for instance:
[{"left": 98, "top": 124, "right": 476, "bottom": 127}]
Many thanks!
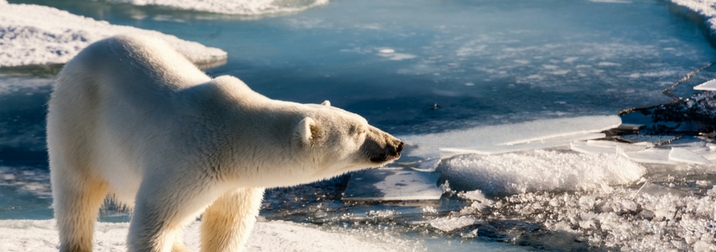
[{"left": 292, "top": 101, "right": 403, "bottom": 176}]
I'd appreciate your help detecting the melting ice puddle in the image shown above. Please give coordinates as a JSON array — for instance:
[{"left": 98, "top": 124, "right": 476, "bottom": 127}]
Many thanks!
[{"left": 342, "top": 168, "right": 442, "bottom": 201}]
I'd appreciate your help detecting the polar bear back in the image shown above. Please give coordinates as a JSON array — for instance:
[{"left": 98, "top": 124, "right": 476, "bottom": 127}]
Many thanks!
[{"left": 49, "top": 35, "right": 216, "bottom": 203}]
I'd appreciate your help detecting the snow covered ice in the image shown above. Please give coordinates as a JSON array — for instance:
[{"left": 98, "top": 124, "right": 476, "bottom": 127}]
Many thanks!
[
  {"left": 108, "top": 0, "right": 329, "bottom": 15},
  {"left": 0, "top": 1, "right": 226, "bottom": 67}
]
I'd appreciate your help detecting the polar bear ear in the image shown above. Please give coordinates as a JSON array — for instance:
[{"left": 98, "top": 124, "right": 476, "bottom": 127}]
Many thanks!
[
  {"left": 321, "top": 100, "right": 331, "bottom": 106},
  {"left": 295, "top": 117, "right": 318, "bottom": 146}
]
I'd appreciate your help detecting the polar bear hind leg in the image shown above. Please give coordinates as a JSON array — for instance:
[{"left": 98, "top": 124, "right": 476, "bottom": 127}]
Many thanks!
[
  {"left": 200, "top": 188, "right": 265, "bottom": 252},
  {"left": 51, "top": 164, "right": 109, "bottom": 252}
]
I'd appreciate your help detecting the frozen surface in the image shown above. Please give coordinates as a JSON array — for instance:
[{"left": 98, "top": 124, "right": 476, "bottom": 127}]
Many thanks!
[
  {"left": 108, "top": 0, "right": 329, "bottom": 15},
  {"left": 0, "top": 2, "right": 227, "bottom": 67},
  {"left": 670, "top": 0, "right": 716, "bottom": 32},
  {"left": 458, "top": 186, "right": 716, "bottom": 251},
  {"left": 694, "top": 79, "right": 716, "bottom": 90},
  {"left": 623, "top": 148, "right": 678, "bottom": 165},
  {"left": 438, "top": 150, "right": 645, "bottom": 195},
  {"left": 669, "top": 147, "right": 710, "bottom": 164},
  {"left": 0, "top": 219, "right": 408, "bottom": 252},
  {"left": 570, "top": 141, "right": 617, "bottom": 154},
  {"left": 416, "top": 216, "right": 480, "bottom": 233},
  {"left": 343, "top": 168, "right": 442, "bottom": 201},
  {"left": 440, "top": 132, "right": 605, "bottom": 157},
  {"left": 399, "top": 115, "right": 620, "bottom": 159}
]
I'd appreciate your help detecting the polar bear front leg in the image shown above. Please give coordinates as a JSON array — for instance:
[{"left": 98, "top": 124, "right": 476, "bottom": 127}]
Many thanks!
[
  {"left": 128, "top": 176, "right": 219, "bottom": 252},
  {"left": 200, "top": 187, "right": 265, "bottom": 252}
]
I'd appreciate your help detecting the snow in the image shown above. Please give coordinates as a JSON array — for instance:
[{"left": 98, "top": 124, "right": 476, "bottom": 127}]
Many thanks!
[
  {"left": 670, "top": 0, "right": 716, "bottom": 35},
  {"left": 0, "top": 3, "right": 227, "bottom": 67},
  {"left": 108, "top": 0, "right": 329, "bottom": 15},
  {"left": 0, "top": 219, "right": 407, "bottom": 252},
  {"left": 439, "top": 150, "right": 645, "bottom": 195}
]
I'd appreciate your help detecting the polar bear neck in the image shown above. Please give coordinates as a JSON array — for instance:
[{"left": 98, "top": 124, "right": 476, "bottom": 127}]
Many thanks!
[{"left": 175, "top": 76, "right": 326, "bottom": 188}]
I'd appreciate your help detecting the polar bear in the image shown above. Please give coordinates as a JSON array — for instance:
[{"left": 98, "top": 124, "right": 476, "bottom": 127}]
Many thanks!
[{"left": 47, "top": 34, "right": 403, "bottom": 252}]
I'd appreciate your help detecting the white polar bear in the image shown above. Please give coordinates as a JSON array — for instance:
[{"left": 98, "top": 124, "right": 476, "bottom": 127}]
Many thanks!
[{"left": 47, "top": 34, "right": 403, "bottom": 252}]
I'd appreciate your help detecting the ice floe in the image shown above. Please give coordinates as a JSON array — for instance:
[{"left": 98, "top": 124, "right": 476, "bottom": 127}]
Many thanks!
[
  {"left": 399, "top": 115, "right": 621, "bottom": 160},
  {"left": 0, "top": 3, "right": 227, "bottom": 67},
  {"left": 694, "top": 79, "right": 716, "bottom": 91},
  {"left": 394, "top": 114, "right": 716, "bottom": 197},
  {"left": 670, "top": 0, "right": 716, "bottom": 37},
  {"left": 108, "top": 0, "right": 329, "bottom": 15}
]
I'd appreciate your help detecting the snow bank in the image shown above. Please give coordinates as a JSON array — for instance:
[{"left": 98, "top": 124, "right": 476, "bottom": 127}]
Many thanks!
[
  {"left": 0, "top": 219, "right": 405, "bottom": 252},
  {"left": 670, "top": 0, "right": 716, "bottom": 32},
  {"left": 0, "top": 3, "right": 227, "bottom": 67},
  {"left": 439, "top": 150, "right": 645, "bottom": 195},
  {"left": 109, "top": 0, "right": 328, "bottom": 15}
]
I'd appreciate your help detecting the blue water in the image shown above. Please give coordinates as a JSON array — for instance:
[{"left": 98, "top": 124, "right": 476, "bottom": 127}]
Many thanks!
[{"left": 3, "top": 0, "right": 716, "bottom": 250}]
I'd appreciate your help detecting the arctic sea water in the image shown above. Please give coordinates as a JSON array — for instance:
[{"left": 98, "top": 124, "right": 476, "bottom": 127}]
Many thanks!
[{"left": 3, "top": 0, "right": 716, "bottom": 251}]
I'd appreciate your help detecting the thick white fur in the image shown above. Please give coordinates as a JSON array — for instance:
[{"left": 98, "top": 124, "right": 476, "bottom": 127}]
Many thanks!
[{"left": 47, "top": 34, "right": 402, "bottom": 252}]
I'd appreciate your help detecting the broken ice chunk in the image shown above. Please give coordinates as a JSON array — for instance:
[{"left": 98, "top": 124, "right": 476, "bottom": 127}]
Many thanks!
[
  {"left": 668, "top": 148, "right": 709, "bottom": 165},
  {"left": 416, "top": 216, "right": 480, "bottom": 232},
  {"left": 622, "top": 148, "right": 677, "bottom": 165},
  {"left": 570, "top": 141, "right": 616, "bottom": 154},
  {"left": 459, "top": 190, "right": 491, "bottom": 202},
  {"left": 571, "top": 140, "right": 651, "bottom": 155},
  {"left": 400, "top": 115, "right": 621, "bottom": 160},
  {"left": 693, "top": 79, "right": 716, "bottom": 91},
  {"left": 440, "top": 132, "right": 605, "bottom": 157}
]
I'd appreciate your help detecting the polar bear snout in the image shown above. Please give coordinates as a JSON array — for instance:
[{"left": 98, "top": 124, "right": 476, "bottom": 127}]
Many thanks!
[
  {"left": 364, "top": 131, "right": 404, "bottom": 164},
  {"left": 370, "top": 140, "right": 403, "bottom": 163}
]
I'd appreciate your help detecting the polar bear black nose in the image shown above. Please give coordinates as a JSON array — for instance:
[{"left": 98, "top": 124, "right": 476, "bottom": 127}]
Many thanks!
[{"left": 397, "top": 142, "right": 404, "bottom": 153}]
